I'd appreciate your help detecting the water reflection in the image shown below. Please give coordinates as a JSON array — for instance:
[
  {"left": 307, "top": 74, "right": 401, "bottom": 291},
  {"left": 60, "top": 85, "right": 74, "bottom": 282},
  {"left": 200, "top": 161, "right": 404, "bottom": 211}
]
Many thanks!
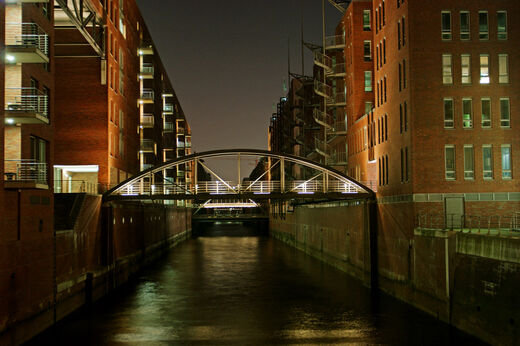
[{"left": 30, "top": 223, "right": 483, "bottom": 345}]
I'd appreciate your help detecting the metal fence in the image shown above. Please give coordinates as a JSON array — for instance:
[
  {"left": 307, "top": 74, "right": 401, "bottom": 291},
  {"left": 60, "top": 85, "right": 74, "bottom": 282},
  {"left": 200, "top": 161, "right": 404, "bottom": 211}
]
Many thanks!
[
  {"left": 5, "top": 22, "right": 49, "bottom": 55},
  {"left": 417, "top": 213, "right": 520, "bottom": 235},
  {"left": 4, "top": 87, "right": 49, "bottom": 118},
  {"left": 4, "top": 159, "right": 47, "bottom": 184},
  {"left": 54, "top": 180, "right": 98, "bottom": 194}
]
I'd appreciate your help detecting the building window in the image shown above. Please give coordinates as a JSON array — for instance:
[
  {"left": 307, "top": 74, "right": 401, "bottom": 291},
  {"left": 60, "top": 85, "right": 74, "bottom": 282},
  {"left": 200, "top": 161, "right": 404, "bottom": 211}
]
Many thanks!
[
  {"left": 382, "top": 0, "right": 386, "bottom": 26},
  {"left": 364, "top": 41, "right": 372, "bottom": 61},
  {"left": 403, "top": 59, "right": 406, "bottom": 88},
  {"left": 479, "top": 11, "right": 489, "bottom": 40},
  {"left": 441, "top": 11, "right": 452, "bottom": 40},
  {"left": 399, "top": 63, "right": 402, "bottom": 91},
  {"left": 445, "top": 145, "right": 455, "bottom": 180},
  {"left": 460, "top": 11, "right": 470, "bottom": 40},
  {"left": 481, "top": 98, "right": 491, "bottom": 128},
  {"left": 364, "top": 71, "right": 372, "bottom": 92},
  {"left": 500, "top": 98, "right": 510, "bottom": 127},
  {"left": 497, "top": 11, "right": 507, "bottom": 40},
  {"left": 402, "top": 17, "right": 406, "bottom": 46},
  {"left": 405, "top": 147, "right": 409, "bottom": 181},
  {"left": 397, "top": 21, "right": 401, "bottom": 49},
  {"left": 461, "top": 54, "right": 471, "bottom": 84},
  {"left": 464, "top": 145, "right": 474, "bottom": 179},
  {"left": 383, "top": 39, "right": 386, "bottom": 64},
  {"left": 399, "top": 104, "right": 403, "bottom": 133},
  {"left": 482, "top": 145, "right": 493, "bottom": 179},
  {"left": 501, "top": 145, "right": 512, "bottom": 179},
  {"left": 498, "top": 54, "right": 509, "bottom": 83},
  {"left": 404, "top": 101, "right": 408, "bottom": 131},
  {"left": 442, "top": 54, "right": 453, "bottom": 84},
  {"left": 363, "top": 10, "right": 371, "bottom": 31},
  {"left": 479, "top": 54, "right": 489, "bottom": 84},
  {"left": 400, "top": 148, "right": 404, "bottom": 182},
  {"left": 444, "top": 98, "right": 454, "bottom": 128},
  {"left": 365, "top": 102, "right": 373, "bottom": 114},
  {"left": 384, "top": 77, "right": 387, "bottom": 102},
  {"left": 462, "top": 98, "right": 473, "bottom": 128}
]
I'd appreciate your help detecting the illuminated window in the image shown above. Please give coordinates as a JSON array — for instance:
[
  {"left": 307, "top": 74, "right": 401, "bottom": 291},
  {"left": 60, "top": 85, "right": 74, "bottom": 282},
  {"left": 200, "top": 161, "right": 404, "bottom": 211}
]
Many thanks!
[
  {"left": 482, "top": 145, "right": 493, "bottom": 179},
  {"left": 442, "top": 54, "right": 452, "bottom": 84},
  {"left": 461, "top": 54, "right": 471, "bottom": 84},
  {"left": 462, "top": 98, "right": 473, "bottom": 128},
  {"left": 501, "top": 145, "right": 512, "bottom": 179},
  {"left": 479, "top": 54, "right": 489, "bottom": 84},
  {"left": 363, "top": 41, "right": 372, "bottom": 61},
  {"left": 460, "top": 11, "right": 470, "bottom": 40},
  {"left": 441, "top": 11, "right": 452, "bottom": 40},
  {"left": 445, "top": 145, "right": 455, "bottom": 180},
  {"left": 364, "top": 71, "right": 372, "bottom": 92},
  {"left": 497, "top": 11, "right": 507, "bottom": 40},
  {"left": 481, "top": 98, "right": 491, "bottom": 128},
  {"left": 498, "top": 54, "right": 509, "bottom": 83},
  {"left": 479, "top": 11, "right": 489, "bottom": 40},
  {"left": 363, "top": 10, "right": 371, "bottom": 31},
  {"left": 464, "top": 145, "right": 474, "bottom": 180}
]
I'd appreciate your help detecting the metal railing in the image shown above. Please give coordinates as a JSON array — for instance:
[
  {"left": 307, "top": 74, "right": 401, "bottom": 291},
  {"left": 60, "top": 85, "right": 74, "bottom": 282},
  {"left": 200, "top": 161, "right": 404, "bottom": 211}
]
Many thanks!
[
  {"left": 314, "top": 137, "right": 330, "bottom": 156},
  {"left": 140, "top": 139, "right": 155, "bottom": 152},
  {"left": 163, "top": 122, "right": 174, "bottom": 132},
  {"left": 327, "top": 92, "right": 346, "bottom": 105},
  {"left": 313, "top": 79, "right": 332, "bottom": 98},
  {"left": 330, "top": 120, "right": 347, "bottom": 134},
  {"left": 4, "top": 87, "right": 49, "bottom": 118},
  {"left": 163, "top": 103, "right": 174, "bottom": 113},
  {"left": 325, "top": 34, "right": 345, "bottom": 49},
  {"left": 314, "top": 51, "right": 332, "bottom": 70},
  {"left": 54, "top": 180, "right": 98, "bottom": 194},
  {"left": 5, "top": 22, "right": 49, "bottom": 56},
  {"left": 327, "top": 63, "right": 346, "bottom": 76},
  {"left": 416, "top": 213, "right": 520, "bottom": 235},
  {"left": 140, "top": 114, "right": 154, "bottom": 127},
  {"left": 313, "top": 108, "right": 333, "bottom": 129},
  {"left": 140, "top": 63, "right": 154, "bottom": 75},
  {"left": 4, "top": 159, "right": 47, "bottom": 184},
  {"left": 140, "top": 89, "right": 154, "bottom": 100},
  {"left": 326, "top": 152, "right": 348, "bottom": 165}
]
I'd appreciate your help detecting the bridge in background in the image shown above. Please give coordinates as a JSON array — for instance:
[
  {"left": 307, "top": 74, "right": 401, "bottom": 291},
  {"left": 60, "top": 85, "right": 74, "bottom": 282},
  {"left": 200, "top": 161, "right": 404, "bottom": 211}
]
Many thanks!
[{"left": 103, "top": 149, "right": 375, "bottom": 206}]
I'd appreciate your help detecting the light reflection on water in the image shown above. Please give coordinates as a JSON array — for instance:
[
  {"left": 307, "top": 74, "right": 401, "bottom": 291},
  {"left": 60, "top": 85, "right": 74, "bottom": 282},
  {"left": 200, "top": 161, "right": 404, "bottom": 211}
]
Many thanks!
[{"left": 30, "top": 223, "right": 484, "bottom": 345}]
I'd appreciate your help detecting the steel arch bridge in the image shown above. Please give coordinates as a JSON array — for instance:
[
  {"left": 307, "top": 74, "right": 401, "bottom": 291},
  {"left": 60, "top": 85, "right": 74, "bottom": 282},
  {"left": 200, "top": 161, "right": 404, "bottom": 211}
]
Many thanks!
[{"left": 103, "top": 149, "right": 375, "bottom": 203}]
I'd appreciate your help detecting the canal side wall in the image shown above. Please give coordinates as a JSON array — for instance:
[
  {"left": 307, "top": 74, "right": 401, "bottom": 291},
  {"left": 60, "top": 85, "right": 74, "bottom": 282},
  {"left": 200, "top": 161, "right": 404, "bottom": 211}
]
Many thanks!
[
  {"left": 270, "top": 202, "right": 520, "bottom": 346},
  {"left": 0, "top": 196, "right": 192, "bottom": 345}
]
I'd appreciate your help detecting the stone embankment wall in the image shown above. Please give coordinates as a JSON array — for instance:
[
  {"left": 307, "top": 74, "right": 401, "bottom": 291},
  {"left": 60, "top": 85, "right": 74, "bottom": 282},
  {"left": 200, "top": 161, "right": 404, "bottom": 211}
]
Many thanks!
[
  {"left": 0, "top": 196, "right": 191, "bottom": 345},
  {"left": 270, "top": 201, "right": 519, "bottom": 346}
]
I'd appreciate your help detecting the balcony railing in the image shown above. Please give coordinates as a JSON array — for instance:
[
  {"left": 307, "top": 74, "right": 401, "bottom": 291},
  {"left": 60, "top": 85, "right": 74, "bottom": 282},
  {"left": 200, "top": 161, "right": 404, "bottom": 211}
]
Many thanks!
[
  {"left": 4, "top": 159, "right": 47, "bottom": 184},
  {"left": 164, "top": 122, "right": 174, "bottom": 133},
  {"left": 326, "top": 63, "right": 346, "bottom": 76},
  {"left": 313, "top": 108, "right": 333, "bottom": 129},
  {"left": 139, "top": 89, "right": 154, "bottom": 102},
  {"left": 5, "top": 23, "right": 49, "bottom": 61},
  {"left": 327, "top": 92, "right": 346, "bottom": 106},
  {"left": 163, "top": 103, "right": 174, "bottom": 113},
  {"left": 4, "top": 87, "right": 49, "bottom": 123},
  {"left": 54, "top": 180, "right": 98, "bottom": 194},
  {"left": 330, "top": 121, "right": 347, "bottom": 134},
  {"left": 326, "top": 152, "right": 348, "bottom": 165},
  {"left": 140, "top": 63, "right": 154, "bottom": 78},
  {"left": 314, "top": 137, "right": 330, "bottom": 157},
  {"left": 313, "top": 79, "right": 332, "bottom": 99},
  {"left": 140, "top": 114, "right": 154, "bottom": 128},
  {"left": 314, "top": 51, "right": 332, "bottom": 71},
  {"left": 325, "top": 35, "right": 345, "bottom": 49},
  {"left": 140, "top": 139, "right": 155, "bottom": 152}
]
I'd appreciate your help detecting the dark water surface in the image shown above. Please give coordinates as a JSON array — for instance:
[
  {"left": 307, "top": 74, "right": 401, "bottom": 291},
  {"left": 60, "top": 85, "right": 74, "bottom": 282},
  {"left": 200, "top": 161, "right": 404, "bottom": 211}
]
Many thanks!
[{"left": 29, "top": 223, "right": 485, "bottom": 345}]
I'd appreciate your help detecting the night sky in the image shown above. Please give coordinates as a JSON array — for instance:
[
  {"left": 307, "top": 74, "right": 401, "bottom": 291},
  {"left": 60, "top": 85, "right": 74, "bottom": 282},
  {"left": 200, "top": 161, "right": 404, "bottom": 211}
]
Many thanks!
[{"left": 135, "top": 0, "right": 342, "bottom": 153}]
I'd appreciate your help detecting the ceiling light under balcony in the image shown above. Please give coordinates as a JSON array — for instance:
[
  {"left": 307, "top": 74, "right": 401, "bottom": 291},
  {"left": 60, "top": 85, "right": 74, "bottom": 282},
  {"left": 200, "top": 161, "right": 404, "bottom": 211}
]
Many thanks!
[
  {"left": 6, "top": 55, "right": 15, "bottom": 63},
  {"left": 5, "top": 118, "right": 15, "bottom": 124}
]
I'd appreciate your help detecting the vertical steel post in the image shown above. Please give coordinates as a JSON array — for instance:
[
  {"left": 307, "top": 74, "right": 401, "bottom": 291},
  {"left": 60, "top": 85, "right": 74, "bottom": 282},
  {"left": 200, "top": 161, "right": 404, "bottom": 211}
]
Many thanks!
[
  {"left": 194, "top": 159, "right": 198, "bottom": 194},
  {"left": 280, "top": 158, "right": 285, "bottom": 193},
  {"left": 237, "top": 154, "right": 241, "bottom": 192}
]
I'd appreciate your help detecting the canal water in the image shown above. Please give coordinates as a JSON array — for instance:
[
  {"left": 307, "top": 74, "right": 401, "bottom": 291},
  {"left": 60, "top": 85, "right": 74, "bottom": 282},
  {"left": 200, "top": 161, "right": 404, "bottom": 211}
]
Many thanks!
[{"left": 30, "top": 223, "right": 484, "bottom": 345}]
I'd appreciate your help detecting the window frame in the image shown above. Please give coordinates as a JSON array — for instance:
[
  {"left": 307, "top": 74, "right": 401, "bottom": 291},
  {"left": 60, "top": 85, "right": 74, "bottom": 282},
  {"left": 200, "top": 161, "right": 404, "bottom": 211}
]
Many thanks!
[
  {"left": 441, "top": 11, "right": 452, "bottom": 40},
  {"left": 442, "top": 54, "right": 453, "bottom": 84},
  {"left": 462, "top": 98, "right": 473, "bottom": 129},
  {"left": 479, "top": 54, "right": 490, "bottom": 84},
  {"left": 497, "top": 11, "right": 507, "bottom": 40},
  {"left": 363, "top": 10, "right": 371, "bottom": 31},
  {"left": 498, "top": 54, "right": 509, "bottom": 84},
  {"left": 461, "top": 54, "right": 471, "bottom": 84},
  {"left": 481, "top": 98, "right": 491, "bottom": 128},
  {"left": 444, "top": 98, "right": 454, "bottom": 128},
  {"left": 479, "top": 11, "right": 489, "bottom": 40},
  {"left": 482, "top": 145, "right": 493, "bottom": 180},
  {"left": 501, "top": 144, "right": 512, "bottom": 179},
  {"left": 463, "top": 145, "right": 474, "bottom": 180},
  {"left": 500, "top": 97, "right": 510, "bottom": 128},
  {"left": 460, "top": 11, "right": 470, "bottom": 40},
  {"left": 445, "top": 145, "right": 456, "bottom": 180}
]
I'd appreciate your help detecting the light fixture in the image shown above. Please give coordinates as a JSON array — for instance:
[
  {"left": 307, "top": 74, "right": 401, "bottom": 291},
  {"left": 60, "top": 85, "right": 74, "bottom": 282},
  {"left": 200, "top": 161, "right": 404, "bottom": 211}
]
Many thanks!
[
  {"left": 6, "top": 118, "right": 15, "bottom": 124},
  {"left": 6, "top": 55, "right": 15, "bottom": 62}
]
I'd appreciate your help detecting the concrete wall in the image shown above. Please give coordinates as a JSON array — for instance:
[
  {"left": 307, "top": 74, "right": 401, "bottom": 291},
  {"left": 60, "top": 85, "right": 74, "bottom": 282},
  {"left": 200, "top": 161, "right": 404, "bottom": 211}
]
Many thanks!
[
  {"left": 270, "top": 202, "right": 520, "bottom": 346},
  {"left": 0, "top": 197, "right": 191, "bottom": 345}
]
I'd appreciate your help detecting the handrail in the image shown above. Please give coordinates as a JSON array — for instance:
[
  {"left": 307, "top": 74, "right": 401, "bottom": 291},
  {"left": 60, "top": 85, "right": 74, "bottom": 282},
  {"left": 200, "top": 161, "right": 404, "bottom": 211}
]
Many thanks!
[
  {"left": 4, "top": 159, "right": 47, "bottom": 184},
  {"left": 4, "top": 87, "right": 49, "bottom": 117},
  {"left": 5, "top": 22, "right": 49, "bottom": 56}
]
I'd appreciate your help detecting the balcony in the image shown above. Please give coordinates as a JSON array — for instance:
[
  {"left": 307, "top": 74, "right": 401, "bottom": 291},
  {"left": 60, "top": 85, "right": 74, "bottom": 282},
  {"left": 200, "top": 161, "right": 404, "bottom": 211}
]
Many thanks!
[
  {"left": 4, "top": 160, "right": 48, "bottom": 189},
  {"left": 326, "top": 63, "right": 346, "bottom": 77},
  {"left": 176, "top": 140, "right": 186, "bottom": 148},
  {"left": 141, "top": 163, "right": 154, "bottom": 171},
  {"left": 140, "top": 114, "right": 154, "bottom": 128},
  {"left": 314, "top": 138, "right": 330, "bottom": 157},
  {"left": 5, "top": 23, "right": 49, "bottom": 63},
  {"left": 138, "top": 89, "right": 154, "bottom": 104},
  {"left": 4, "top": 88, "right": 49, "bottom": 124},
  {"left": 312, "top": 108, "right": 333, "bottom": 129},
  {"left": 326, "top": 92, "right": 346, "bottom": 107},
  {"left": 326, "top": 152, "right": 348, "bottom": 166},
  {"left": 164, "top": 122, "right": 174, "bottom": 133},
  {"left": 140, "top": 139, "right": 155, "bottom": 153},
  {"left": 176, "top": 126, "right": 185, "bottom": 135},
  {"left": 325, "top": 35, "right": 345, "bottom": 50},
  {"left": 330, "top": 121, "right": 347, "bottom": 135},
  {"left": 313, "top": 79, "right": 332, "bottom": 99},
  {"left": 163, "top": 103, "right": 174, "bottom": 115},
  {"left": 313, "top": 51, "right": 332, "bottom": 71},
  {"left": 139, "top": 63, "right": 154, "bottom": 79}
]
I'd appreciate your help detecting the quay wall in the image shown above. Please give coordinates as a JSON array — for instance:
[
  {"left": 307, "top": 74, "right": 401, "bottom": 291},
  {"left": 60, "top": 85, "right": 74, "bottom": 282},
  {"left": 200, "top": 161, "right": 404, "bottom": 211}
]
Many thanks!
[
  {"left": 0, "top": 196, "right": 191, "bottom": 345},
  {"left": 270, "top": 201, "right": 520, "bottom": 346}
]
